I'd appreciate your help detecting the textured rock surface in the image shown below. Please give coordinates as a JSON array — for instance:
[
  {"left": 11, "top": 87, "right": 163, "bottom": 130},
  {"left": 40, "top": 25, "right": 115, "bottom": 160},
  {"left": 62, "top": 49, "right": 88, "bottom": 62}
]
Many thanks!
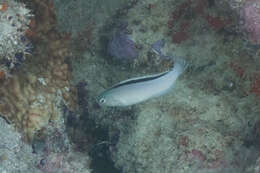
[
  {"left": 70, "top": 0, "right": 260, "bottom": 172},
  {"left": 0, "top": 57, "right": 75, "bottom": 140},
  {"left": 1, "top": 0, "right": 260, "bottom": 172},
  {"left": 53, "top": 0, "right": 127, "bottom": 36},
  {"left": 107, "top": 30, "right": 139, "bottom": 61},
  {"left": 241, "top": 0, "right": 260, "bottom": 44},
  {"left": 0, "top": 0, "right": 76, "bottom": 141},
  {"left": 0, "top": 0, "right": 33, "bottom": 75},
  {"left": 0, "top": 117, "right": 41, "bottom": 173},
  {"left": 0, "top": 113, "right": 92, "bottom": 173}
]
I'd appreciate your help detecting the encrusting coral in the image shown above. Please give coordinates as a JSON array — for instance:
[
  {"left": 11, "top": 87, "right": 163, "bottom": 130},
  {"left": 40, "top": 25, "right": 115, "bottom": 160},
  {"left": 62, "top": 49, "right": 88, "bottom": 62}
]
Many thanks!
[
  {"left": 0, "top": 0, "right": 76, "bottom": 141},
  {"left": 0, "top": 57, "right": 76, "bottom": 141},
  {"left": 0, "top": 0, "right": 33, "bottom": 77}
]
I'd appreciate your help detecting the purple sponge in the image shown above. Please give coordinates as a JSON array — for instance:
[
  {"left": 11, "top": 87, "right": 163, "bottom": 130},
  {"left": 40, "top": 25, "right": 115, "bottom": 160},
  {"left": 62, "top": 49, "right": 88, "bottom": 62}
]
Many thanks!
[
  {"left": 107, "top": 31, "right": 139, "bottom": 61},
  {"left": 241, "top": 0, "right": 260, "bottom": 44}
]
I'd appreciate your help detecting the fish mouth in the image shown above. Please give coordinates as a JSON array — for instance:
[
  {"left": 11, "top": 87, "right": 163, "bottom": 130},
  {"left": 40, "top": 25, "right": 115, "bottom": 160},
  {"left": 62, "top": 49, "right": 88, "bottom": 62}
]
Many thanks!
[{"left": 96, "top": 93, "right": 107, "bottom": 106}]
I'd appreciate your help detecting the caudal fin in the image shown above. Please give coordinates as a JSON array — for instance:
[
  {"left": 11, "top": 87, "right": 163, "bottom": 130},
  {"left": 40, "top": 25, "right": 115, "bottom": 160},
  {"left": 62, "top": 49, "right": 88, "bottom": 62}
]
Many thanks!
[{"left": 173, "top": 57, "right": 188, "bottom": 74}]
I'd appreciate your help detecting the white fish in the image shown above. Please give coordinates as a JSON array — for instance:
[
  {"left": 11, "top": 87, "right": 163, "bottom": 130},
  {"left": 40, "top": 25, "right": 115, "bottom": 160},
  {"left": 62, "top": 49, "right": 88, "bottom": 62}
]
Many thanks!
[{"left": 97, "top": 58, "right": 188, "bottom": 107}]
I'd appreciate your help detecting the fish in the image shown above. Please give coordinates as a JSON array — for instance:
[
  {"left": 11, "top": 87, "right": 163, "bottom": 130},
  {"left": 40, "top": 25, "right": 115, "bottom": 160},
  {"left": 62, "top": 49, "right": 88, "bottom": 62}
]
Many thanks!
[{"left": 97, "top": 58, "right": 188, "bottom": 107}]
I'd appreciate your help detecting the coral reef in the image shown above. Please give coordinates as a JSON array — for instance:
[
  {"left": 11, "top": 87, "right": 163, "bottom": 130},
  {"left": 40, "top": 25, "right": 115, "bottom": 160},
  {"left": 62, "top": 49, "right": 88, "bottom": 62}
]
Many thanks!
[
  {"left": 228, "top": 0, "right": 247, "bottom": 9},
  {"left": 38, "top": 151, "right": 91, "bottom": 173},
  {"left": 229, "top": 55, "right": 260, "bottom": 97},
  {"left": 222, "top": 0, "right": 260, "bottom": 45},
  {"left": 0, "top": 0, "right": 96, "bottom": 172},
  {"left": 0, "top": 0, "right": 33, "bottom": 75},
  {"left": 0, "top": 117, "right": 41, "bottom": 173},
  {"left": 0, "top": 57, "right": 75, "bottom": 141},
  {"left": 0, "top": 0, "right": 76, "bottom": 141},
  {"left": 69, "top": 0, "right": 260, "bottom": 172},
  {"left": 33, "top": 113, "right": 92, "bottom": 173},
  {"left": 168, "top": 0, "right": 233, "bottom": 44},
  {"left": 240, "top": 0, "right": 260, "bottom": 44},
  {"left": 53, "top": 0, "right": 127, "bottom": 36},
  {"left": 0, "top": 111, "right": 92, "bottom": 173},
  {"left": 245, "top": 156, "right": 260, "bottom": 173},
  {"left": 107, "top": 29, "right": 139, "bottom": 61},
  {"left": 1, "top": 0, "right": 259, "bottom": 172}
]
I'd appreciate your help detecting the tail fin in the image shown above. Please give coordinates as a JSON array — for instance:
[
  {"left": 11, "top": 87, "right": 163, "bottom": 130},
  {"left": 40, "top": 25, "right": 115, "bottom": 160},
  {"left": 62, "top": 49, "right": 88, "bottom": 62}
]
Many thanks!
[{"left": 173, "top": 57, "right": 188, "bottom": 74}]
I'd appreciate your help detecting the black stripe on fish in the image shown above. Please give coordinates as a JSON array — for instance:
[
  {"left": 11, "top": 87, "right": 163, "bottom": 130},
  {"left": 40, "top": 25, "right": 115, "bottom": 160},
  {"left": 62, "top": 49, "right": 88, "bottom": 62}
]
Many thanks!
[{"left": 111, "top": 71, "right": 169, "bottom": 89}]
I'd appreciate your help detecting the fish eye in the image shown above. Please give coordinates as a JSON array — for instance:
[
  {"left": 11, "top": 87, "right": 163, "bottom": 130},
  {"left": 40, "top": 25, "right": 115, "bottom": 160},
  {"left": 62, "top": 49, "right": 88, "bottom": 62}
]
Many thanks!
[{"left": 99, "top": 98, "right": 106, "bottom": 104}]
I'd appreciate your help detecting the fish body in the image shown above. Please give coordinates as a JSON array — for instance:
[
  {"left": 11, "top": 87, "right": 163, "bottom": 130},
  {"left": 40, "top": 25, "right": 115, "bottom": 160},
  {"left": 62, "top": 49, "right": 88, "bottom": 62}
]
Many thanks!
[{"left": 97, "top": 58, "right": 188, "bottom": 107}]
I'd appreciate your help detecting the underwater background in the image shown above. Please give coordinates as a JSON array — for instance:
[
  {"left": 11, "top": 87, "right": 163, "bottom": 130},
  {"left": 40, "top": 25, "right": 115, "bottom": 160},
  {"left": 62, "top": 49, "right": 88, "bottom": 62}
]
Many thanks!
[{"left": 0, "top": 0, "right": 260, "bottom": 172}]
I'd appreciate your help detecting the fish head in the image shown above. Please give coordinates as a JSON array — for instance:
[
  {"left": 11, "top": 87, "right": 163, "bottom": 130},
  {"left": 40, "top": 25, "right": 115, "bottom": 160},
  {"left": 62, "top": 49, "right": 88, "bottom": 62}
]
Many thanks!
[{"left": 97, "top": 90, "right": 124, "bottom": 107}]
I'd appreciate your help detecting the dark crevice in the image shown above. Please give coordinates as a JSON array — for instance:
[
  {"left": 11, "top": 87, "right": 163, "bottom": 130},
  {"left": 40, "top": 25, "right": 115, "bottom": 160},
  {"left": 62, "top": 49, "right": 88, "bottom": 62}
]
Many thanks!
[{"left": 64, "top": 81, "right": 122, "bottom": 173}]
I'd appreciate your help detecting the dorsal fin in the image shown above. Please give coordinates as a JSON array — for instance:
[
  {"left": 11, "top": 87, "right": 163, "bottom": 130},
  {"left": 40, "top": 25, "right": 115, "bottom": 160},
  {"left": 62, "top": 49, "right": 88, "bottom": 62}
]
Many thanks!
[{"left": 110, "top": 70, "right": 170, "bottom": 89}]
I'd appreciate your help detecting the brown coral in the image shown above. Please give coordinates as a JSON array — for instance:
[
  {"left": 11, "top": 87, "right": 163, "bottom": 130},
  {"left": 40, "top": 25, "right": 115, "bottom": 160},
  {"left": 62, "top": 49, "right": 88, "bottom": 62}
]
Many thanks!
[
  {"left": 0, "top": 57, "right": 76, "bottom": 141},
  {"left": 0, "top": 0, "right": 77, "bottom": 141}
]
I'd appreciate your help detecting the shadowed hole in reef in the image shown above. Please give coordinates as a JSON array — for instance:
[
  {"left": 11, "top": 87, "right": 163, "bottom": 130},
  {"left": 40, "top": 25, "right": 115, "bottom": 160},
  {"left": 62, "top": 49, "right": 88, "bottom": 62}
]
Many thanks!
[
  {"left": 243, "top": 119, "right": 260, "bottom": 149},
  {"left": 89, "top": 126, "right": 122, "bottom": 173},
  {"left": 64, "top": 81, "right": 122, "bottom": 173}
]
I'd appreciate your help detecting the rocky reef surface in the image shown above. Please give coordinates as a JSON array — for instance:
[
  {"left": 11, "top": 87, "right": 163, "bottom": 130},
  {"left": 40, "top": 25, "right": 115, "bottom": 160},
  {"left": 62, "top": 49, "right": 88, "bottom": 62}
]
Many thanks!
[
  {"left": 0, "top": 0, "right": 33, "bottom": 77},
  {"left": 69, "top": 0, "right": 260, "bottom": 172},
  {"left": 1, "top": 0, "right": 260, "bottom": 173}
]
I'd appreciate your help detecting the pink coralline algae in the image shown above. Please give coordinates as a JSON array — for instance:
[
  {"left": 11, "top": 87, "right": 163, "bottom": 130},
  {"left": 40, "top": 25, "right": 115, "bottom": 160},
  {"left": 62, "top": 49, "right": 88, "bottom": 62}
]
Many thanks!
[{"left": 241, "top": 0, "right": 260, "bottom": 44}]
